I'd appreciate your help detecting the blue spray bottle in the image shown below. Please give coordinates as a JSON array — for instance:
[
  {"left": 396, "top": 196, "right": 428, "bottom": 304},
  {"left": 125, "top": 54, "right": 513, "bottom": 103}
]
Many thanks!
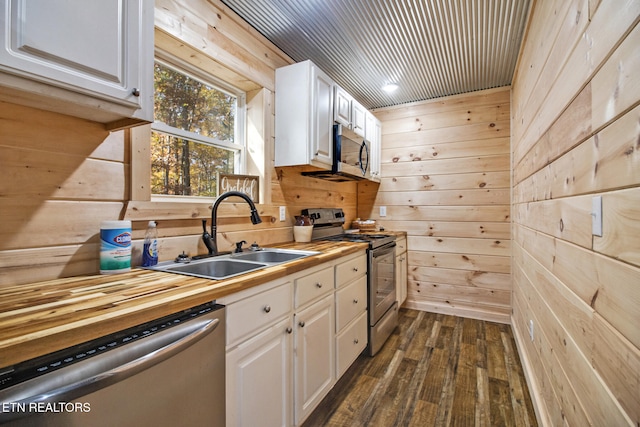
[{"left": 141, "top": 221, "right": 158, "bottom": 267}]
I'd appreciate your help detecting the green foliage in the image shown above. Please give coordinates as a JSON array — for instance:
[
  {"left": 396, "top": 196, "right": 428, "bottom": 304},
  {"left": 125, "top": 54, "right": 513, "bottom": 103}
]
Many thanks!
[{"left": 151, "top": 63, "right": 237, "bottom": 196}]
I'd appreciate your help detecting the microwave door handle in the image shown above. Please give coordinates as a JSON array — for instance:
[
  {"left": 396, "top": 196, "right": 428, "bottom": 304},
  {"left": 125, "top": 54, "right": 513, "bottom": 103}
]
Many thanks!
[{"left": 359, "top": 140, "right": 369, "bottom": 175}]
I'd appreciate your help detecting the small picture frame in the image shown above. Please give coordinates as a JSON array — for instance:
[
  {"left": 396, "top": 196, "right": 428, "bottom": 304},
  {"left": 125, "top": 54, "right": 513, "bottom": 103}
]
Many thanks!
[{"left": 217, "top": 173, "right": 259, "bottom": 202}]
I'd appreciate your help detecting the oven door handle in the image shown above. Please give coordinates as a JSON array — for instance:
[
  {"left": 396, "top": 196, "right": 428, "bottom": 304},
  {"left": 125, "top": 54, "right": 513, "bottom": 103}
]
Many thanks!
[{"left": 371, "top": 242, "right": 396, "bottom": 258}]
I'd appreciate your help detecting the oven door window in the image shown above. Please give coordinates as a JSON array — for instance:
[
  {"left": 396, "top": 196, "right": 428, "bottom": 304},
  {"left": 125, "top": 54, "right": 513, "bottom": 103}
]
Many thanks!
[{"left": 370, "top": 244, "right": 396, "bottom": 321}]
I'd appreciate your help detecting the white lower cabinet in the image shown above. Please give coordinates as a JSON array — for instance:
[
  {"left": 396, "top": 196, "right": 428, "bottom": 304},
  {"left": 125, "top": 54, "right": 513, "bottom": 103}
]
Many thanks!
[
  {"left": 226, "top": 317, "right": 293, "bottom": 427},
  {"left": 222, "top": 251, "right": 367, "bottom": 427},
  {"left": 294, "top": 293, "right": 334, "bottom": 425},
  {"left": 334, "top": 254, "right": 368, "bottom": 377},
  {"left": 396, "top": 237, "right": 408, "bottom": 306},
  {"left": 336, "top": 311, "right": 368, "bottom": 377}
]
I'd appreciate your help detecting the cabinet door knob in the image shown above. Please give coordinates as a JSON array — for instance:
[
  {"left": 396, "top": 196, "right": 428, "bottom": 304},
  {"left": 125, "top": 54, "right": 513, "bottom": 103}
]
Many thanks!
[
  {"left": 263, "top": 305, "right": 271, "bottom": 313},
  {"left": 316, "top": 282, "right": 322, "bottom": 288},
  {"left": 354, "top": 339, "right": 359, "bottom": 344},
  {"left": 299, "top": 321, "right": 305, "bottom": 327},
  {"left": 353, "top": 267, "right": 358, "bottom": 272},
  {"left": 353, "top": 299, "right": 358, "bottom": 304},
  {"left": 286, "top": 327, "right": 293, "bottom": 334},
  {"left": 131, "top": 88, "right": 140, "bottom": 97}
]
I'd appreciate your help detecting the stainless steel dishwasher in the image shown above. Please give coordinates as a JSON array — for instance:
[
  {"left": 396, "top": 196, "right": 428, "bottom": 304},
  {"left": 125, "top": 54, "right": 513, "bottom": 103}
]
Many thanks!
[{"left": 0, "top": 301, "right": 225, "bottom": 426}]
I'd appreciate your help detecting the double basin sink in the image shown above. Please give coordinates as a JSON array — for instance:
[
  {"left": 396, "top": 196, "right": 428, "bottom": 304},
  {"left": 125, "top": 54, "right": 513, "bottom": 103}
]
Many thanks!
[{"left": 144, "top": 248, "right": 320, "bottom": 280}]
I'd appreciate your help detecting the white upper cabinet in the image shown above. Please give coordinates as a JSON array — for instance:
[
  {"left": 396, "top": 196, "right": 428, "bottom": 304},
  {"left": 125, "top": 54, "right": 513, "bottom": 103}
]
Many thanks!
[
  {"left": 275, "top": 60, "right": 334, "bottom": 169},
  {"left": 334, "top": 85, "right": 351, "bottom": 127},
  {"left": 334, "top": 85, "right": 365, "bottom": 138},
  {"left": 366, "top": 111, "right": 382, "bottom": 181},
  {"left": 275, "top": 60, "right": 383, "bottom": 182},
  {"left": 351, "top": 100, "right": 366, "bottom": 137},
  {"left": 0, "top": 0, "right": 153, "bottom": 129}
]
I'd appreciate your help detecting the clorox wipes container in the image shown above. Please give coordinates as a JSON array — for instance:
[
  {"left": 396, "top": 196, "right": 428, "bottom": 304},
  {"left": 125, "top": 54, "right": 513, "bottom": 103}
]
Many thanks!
[{"left": 100, "top": 220, "right": 132, "bottom": 274}]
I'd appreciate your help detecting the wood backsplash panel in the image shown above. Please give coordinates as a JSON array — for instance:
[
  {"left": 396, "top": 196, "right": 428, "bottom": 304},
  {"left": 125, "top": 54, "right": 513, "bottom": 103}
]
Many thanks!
[
  {"left": 275, "top": 166, "right": 359, "bottom": 225},
  {"left": 371, "top": 87, "right": 512, "bottom": 323}
]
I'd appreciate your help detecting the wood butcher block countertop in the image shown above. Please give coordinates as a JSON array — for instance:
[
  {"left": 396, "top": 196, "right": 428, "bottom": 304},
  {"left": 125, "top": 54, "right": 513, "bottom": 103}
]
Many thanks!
[{"left": 0, "top": 241, "right": 368, "bottom": 368}]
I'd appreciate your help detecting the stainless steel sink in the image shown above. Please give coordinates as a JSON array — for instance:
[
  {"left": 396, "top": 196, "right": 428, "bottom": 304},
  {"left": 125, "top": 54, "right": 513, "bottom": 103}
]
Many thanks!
[
  {"left": 166, "top": 259, "right": 268, "bottom": 280},
  {"left": 231, "top": 248, "right": 318, "bottom": 263},
  {"left": 144, "top": 248, "right": 319, "bottom": 280}
]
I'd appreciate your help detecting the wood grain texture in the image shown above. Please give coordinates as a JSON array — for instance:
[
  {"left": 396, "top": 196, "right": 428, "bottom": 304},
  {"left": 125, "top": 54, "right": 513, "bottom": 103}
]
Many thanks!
[
  {"left": 0, "top": 241, "right": 367, "bottom": 368},
  {"left": 302, "top": 309, "right": 538, "bottom": 427},
  {"left": 511, "top": 0, "right": 640, "bottom": 425},
  {"left": 1, "top": 0, "right": 296, "bottom": 286},
  {"left": 367, "top": 88, "right": 512, "bottom": 323}
]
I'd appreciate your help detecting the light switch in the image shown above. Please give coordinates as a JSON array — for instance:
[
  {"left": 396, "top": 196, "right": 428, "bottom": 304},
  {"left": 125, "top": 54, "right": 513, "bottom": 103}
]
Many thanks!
[
  {"left": 379, "top": 206, "right": 387, "bottom": 217},
  {"left": 591, "top": 196, "right": 602, "bottom": 237}
]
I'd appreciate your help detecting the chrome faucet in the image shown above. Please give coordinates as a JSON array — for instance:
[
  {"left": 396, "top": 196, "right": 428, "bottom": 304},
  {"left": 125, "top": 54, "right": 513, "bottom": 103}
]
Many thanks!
[{"left": 203, "top": 191, "right": 262, "bottom": 255}]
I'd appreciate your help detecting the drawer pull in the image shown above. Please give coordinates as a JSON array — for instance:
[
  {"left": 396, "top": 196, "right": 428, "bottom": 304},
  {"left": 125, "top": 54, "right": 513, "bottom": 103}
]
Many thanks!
[
  {"left": 354, "top": 339, "right": 359, "bottom": 344},
  {"left": 299, "top": 321, "right": 305, "bottom": 327},
  {"left": 286, "top": 327, "right": 293, "bottom": 334},
  {"left": 316, "top": 282, "right": 323, "bottom": 288},
  {"left": 353, "top": 299, "right": 359, "bottom": 304},
  {"left": 263, "top": 305, "right": 271, "bottom": 313}
]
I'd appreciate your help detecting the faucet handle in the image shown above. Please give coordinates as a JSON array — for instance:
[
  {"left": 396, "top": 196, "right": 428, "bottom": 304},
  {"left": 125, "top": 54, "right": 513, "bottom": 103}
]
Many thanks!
[
  {"left": 250, "top": 241, "right": 261, "bottom": 251},
  {"left": 235, "top": 240, "right": 247, "bottom": 253},
  {"left": 174, "top": 252, "right": 191, "bottom": 263}
]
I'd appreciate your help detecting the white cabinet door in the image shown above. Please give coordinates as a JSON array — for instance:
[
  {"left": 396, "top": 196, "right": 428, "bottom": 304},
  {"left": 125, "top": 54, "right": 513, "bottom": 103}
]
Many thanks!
[
  {"left": 396, "top": 238, "right": 408, "bottom": 306},
  {"left": 0, "top": 0, "right": 153, "bottom": 126},
  {"left": 351, "top": 101, "right": 366, "bottom": 137},
  {"left": 334, "top": 85, "right": 351, "bottom": 127},
  {"left": 336, "top": 311, "right": 367, "bottom": 377},
  {"left": 366, "top": 112, "right": 382, "bottom": 181},
  {"left": 275, "top": 60, "right": 334, "bottom": 169},
  {"left": 311, "top": 65, "right": 334, "bottom": 167},
  {"left": 294, "top": 293, "right": 335, "bottom": 425},
  {"left": 371, "top": 118, "right": 382, "bottom": 181},
  {"left": 227, "top": 317, "right": 293, "bottom": 427}
]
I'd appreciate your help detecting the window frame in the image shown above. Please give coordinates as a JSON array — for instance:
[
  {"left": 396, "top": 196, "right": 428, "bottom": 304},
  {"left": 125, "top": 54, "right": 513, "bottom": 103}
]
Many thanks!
[{"left": 149, "top": 51, "right": 247, "bottom": 202}]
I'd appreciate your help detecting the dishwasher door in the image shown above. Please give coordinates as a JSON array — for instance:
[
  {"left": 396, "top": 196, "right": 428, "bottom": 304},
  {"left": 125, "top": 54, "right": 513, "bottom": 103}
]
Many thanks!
[{"left": 0, "top": 303, "right": 225, "bottom": 427}]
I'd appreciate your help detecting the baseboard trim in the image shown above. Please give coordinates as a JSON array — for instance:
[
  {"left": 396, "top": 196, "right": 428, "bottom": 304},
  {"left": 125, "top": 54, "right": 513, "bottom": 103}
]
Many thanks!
[
  {"left": 403, "top": 300, "right": 510, "bottom": 324},
  {"left": 510, "top": 314, "right": 551, "bottom": 427}
]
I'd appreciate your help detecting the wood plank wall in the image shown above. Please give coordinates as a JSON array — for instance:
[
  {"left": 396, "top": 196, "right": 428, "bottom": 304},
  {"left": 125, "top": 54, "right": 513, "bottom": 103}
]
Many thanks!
[
  {"left": 0, "top": 0, "right": 358, "bottom": 286},
  {"left": 510, "top": 1, "right": 639, "bottom": 426},
  {"left": 367, "top": 87, "right": 512, "bottom": 323}
]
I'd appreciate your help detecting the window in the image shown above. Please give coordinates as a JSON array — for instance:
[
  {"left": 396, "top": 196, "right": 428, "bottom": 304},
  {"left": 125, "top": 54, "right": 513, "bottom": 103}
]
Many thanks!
[{"left": 151, "top": 60, "right": 245, "bottom": 198}]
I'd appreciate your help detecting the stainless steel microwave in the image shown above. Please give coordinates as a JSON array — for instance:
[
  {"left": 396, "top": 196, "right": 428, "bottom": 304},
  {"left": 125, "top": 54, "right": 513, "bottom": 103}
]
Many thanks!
[{"left": 303, "top": 124, "right": 370, "bottom": 182}]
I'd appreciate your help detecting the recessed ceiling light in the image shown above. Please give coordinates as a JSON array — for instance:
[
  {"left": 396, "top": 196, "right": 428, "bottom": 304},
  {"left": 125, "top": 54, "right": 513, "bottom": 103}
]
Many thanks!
[{"left": 382, "top": 83, "right": 399, "bottom": 93}]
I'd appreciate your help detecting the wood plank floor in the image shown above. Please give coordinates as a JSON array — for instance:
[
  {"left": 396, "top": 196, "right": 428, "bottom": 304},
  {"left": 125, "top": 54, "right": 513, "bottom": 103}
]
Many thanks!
[{"left": 302, "top": 308, "right": 538, "bottom": 427}]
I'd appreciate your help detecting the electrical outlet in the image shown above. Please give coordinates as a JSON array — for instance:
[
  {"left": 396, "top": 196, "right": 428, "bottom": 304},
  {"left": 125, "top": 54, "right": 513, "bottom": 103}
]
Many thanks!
[
  {"left": 528, "top": 320, "right": 534, "bottom": 341},
  {"left": 379, "top": 206, "right": 387, "bottom": 217},
  {"left": 279, "top": 206, "right": 286, "bottom": 222}
]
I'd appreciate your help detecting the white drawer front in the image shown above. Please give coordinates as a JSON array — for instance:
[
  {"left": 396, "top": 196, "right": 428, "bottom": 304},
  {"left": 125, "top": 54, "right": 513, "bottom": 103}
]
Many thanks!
[
  {"left": 226, "top": 282, "right": 292, "bottom": 347},
  {"left": 335, "top": 254, "right": 367, "bottom": 288},
  {"left": 295, "top": 267, "right": 334, "bottom": 308},
  {"left": 335, "top": 275, "right": 367, "bottom": 332},
  {"left": 336, "top": 312, "right": 367, "bottom": 377}
]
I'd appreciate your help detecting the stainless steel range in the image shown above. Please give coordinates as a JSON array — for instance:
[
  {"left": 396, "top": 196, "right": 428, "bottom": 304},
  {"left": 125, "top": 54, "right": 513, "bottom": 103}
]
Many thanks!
[{"left": 301, "top": 208, "right": 398, "bottom": 356}]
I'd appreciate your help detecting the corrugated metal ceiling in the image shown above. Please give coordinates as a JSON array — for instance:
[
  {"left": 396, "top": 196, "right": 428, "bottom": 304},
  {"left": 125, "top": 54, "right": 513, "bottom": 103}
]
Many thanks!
[{"left": 220, "top": 0, "right": 531, "bottom": 109}]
